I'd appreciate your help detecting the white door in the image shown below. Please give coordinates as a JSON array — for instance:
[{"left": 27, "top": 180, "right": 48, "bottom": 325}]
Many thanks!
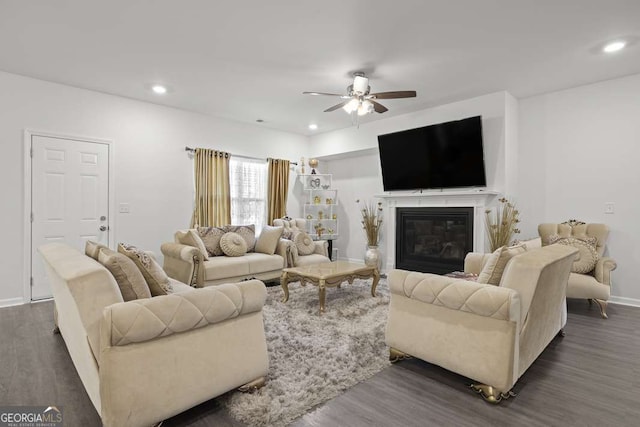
[{"left": 31, "top": 135, "right": 110, "bottom": 300}]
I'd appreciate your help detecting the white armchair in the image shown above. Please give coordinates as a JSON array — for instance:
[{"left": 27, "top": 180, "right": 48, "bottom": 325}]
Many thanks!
[{"left": 273, "top": 218, "right": 330, "bottom": 267}]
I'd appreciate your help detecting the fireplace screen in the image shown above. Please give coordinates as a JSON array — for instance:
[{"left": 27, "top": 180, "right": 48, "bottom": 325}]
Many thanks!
[{"left": 395, "top": 207, "right": 473, "bottom": 274}]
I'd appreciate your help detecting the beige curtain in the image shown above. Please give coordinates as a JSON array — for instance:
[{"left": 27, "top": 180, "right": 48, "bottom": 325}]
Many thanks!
[
  {"left": 267, "top": 158, "right": 290, "bottom": 224},
  {"left": 191, "top": 148, "right": 231, "bottom": 227}
]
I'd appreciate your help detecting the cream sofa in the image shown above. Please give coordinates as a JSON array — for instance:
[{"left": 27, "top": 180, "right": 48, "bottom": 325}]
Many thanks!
[
  {"left": 385, "top": 244, "right": 577, "bottom": 403},
  {"left": 39, "top": 242, "right": 269, "bottom": 427},
  {"left": 162, "top": 229, "right": 288, "bottom": 287}
]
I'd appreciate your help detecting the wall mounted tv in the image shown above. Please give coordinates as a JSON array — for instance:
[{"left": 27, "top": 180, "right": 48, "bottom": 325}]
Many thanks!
[{"left": 377, "top": 115, "right": 487, "bottom": 191}]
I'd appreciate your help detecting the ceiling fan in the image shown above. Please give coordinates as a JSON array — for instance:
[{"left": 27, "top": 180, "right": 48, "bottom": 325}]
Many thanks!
[{"left": 303, "top": 71, "right": 416, "bottom": 116}]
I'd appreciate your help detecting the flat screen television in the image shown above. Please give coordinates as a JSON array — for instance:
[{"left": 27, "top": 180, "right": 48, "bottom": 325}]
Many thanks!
[{"left": 377, "top": 116, "right": 487, "bottom": 191}]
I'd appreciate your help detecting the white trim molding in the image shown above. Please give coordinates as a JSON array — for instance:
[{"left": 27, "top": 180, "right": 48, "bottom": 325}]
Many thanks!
[
  {"left": 0, "top": 297, "right": 25, "bottom": 308},
  {"left": 609, "top": 296, "right": 640, "bottom": 308}
]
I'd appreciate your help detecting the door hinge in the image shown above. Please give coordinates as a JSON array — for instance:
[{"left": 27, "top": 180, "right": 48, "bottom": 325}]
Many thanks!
[
  {"left": 30, "top": 212, "right": 34, "bottom": 223},
  {"left": 30, "top": 147, "right": 33, "bottom": 158},
  {"left": 30, "top": 277, "right": 34, "bottom": 287}
]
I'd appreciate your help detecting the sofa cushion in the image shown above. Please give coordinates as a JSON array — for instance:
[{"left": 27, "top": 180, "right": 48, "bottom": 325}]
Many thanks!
[
  {"left": 98, "top": 248, "right": 151, "bottom": 301},
  {"left": 85, "top": 240, "right": 109, "bottom": 260},
  {"left": 220, "top": 232, "right": 248, "bottom": 257},
  {"left": 226, "top": 224, "right": 256, "bottom": 252},
  {"left": 255, "top": 225, "right": 284, "bottom": 255},
  {"left": 245, "top": 252, "right": 285, "bottom": 273},
  {"left": 118, "top": 243, "right": 173, "bottom": 296},
  {"left": 549, "top": 235, "right": 598, "bottom": 274},
  {"left": 478, "top": 244, "right": 526, "bottom": 285},
  {"left": 294, "top": 253, "right": 330, "bottom": 266},
  {"left": 203, "top": 256, "right": 250, "bottom": 281},
  {"left": 294, "top": 231, "right": 316, "bottom": 256},
  {"left": 175, "top": 229, "right": 209, "bottom": 260},
  {"left": 197, "top": 226, "right": 226, "bottom": 257}
]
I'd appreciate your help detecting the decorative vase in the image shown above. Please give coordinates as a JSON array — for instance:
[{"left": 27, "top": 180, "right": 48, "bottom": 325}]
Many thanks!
[{"left": 364, "top": 245, "right": 381, "bottom": 270}]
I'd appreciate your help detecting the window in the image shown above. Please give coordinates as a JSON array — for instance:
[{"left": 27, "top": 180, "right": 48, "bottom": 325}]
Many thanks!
[{"left": 229, "top": 158, "right": 267, "bottom": 233}]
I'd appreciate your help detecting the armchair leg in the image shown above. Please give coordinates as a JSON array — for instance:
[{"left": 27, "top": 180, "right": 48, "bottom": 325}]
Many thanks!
[
  {"left": 469, "top": 384, "right": 516, "bottom": 404},
  {"left": 389, "top": 347, "right": 411, "bottom": 363},
  {"left": 558, "top": 328, "right": 566, "bottom": 337},
  {"left": 238, "top": 376, "right": 266, "bottom": 393},
  {"left": 592, "top": 299, "right": 609, "bottom": 319}
]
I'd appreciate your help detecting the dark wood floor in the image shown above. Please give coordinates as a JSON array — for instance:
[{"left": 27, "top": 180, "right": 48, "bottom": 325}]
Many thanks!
[{"left": 1, "top": 299, "right": 639, "bottom": 426}]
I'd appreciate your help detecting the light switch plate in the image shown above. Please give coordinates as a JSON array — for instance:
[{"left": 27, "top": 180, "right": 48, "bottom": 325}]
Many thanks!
[
  {"left": 119, "top": 203, "right": 130, "bottom": 214},
  {"left": 604, "top": 202, "right": 614, "bottom": 214}
]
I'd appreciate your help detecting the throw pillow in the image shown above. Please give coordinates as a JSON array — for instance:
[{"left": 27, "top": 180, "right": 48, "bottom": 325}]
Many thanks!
[
  {"left": 294, "top": 231, "right": 316, "bottom": 256},
  {"left": 198, "top": 226, "right": 226, "bottom": 256},
  {"left": 548, "top": 235, "right": 598, "bottom": 273},
  {"left": 255, "top": 225, "right": 284, "bottom": 255},
  {"left": 225, "top": 224, "right": 256, "bottom": 252},
  {"left": 220, "top": 232, "right": 248, "bottom": 257},
  {"left": 477, "top": 244, "right": 527, "bottom": 285},
  {"left": 98, "top": 248, "right": 151, "bottom": 301},
  {"left": 118, "top": 243, "right": 172, "bottom": 296},
  {"left": 85, "top": 240, "right": 109, "bottom": 260},
  {"left": 175, "top": 229, "right": 209, "bottom": 260}
]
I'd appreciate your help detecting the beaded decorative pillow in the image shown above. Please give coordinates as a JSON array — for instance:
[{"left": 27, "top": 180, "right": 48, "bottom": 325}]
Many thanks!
[
  {"left": 548, "top": 235, "right": 598, "bottom": 274},
  {"left": 220, "top": 232, "right": 248, "bottom": 257}
]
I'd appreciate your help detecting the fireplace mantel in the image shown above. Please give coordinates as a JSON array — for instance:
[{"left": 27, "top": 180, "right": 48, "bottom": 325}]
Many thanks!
[{"left": 375, "top": 190, "right": 501, "bottom": 272}]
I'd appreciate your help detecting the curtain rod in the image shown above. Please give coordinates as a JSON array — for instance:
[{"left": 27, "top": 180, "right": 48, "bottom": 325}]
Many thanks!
[{"left": 184, "top": 146, "right": 297, "bottom": 165}]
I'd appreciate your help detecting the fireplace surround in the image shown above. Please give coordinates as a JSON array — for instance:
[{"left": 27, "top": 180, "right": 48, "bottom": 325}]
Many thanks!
[{"left": 376, "top": 190, "right": 500, "bottom": 273}]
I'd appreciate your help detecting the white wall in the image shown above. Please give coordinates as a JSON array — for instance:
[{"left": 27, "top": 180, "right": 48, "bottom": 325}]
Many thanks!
[
  {"left": 0, "top": 71, "right": 308, "bottom": 304},
  {"left": 518, "top": 73, "right": 640, "bottom": 302},
  {"left": 308, "top": 91, "right": 516, "bottom": 267}
]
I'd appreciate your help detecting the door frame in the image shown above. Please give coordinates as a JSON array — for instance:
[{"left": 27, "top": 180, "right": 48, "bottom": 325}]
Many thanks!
[{"left": 23, "top": 129, "right": 115, "bottom": 303}]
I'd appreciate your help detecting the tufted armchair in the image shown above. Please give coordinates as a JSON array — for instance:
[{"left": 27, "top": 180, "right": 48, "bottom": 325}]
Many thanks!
[
  {"left": 386, "top": 244, "right": 578, "bottom": 403},
  {"left": 273, "top": 218, "right": 330, "bottom": 267},
  {"left": 538, "top": 220, "right": 617, "bottom": 318}
]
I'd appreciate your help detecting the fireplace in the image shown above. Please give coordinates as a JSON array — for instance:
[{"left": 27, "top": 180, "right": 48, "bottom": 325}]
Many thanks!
[{"left": 395, "top": 207, "right": 474, "bottom": 274}]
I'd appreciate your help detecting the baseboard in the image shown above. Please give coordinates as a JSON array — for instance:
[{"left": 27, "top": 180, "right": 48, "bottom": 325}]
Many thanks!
[
  {"left": 0, "top": 297, "right": 25, "bottom": 308},
  {"left": 339, "top": 257, "right": 365, "bottom": 264},
  {"left": 609, "top": 296, "right": 640, "bottom": 308}
]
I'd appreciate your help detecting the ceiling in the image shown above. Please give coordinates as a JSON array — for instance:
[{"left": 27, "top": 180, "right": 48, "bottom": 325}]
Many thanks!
[{"left": 1, "top": 0, "right": 639, "bottom": 136}]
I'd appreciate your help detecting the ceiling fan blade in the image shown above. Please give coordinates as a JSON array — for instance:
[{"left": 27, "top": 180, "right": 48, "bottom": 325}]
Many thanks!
[
  {"left": 303, "top": 91, "right": 350, "bottom": 98},
  {"left": 324, "top": 100, "right": 351, "bottom": 112},
  {"left": 369, "top": 90, "right": 417, "bottom": 99},
  {"left": 371, "top": 100, "right": 388, "bottom": 113}
]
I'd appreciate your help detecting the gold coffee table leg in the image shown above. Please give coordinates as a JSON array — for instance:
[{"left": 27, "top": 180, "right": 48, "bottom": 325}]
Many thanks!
[
  {"left": 319, "top": 279, "right": 326, "bottom": 314},
  {"left": 371, "top": 269, "right": 380, "bottom": 297},
  {"left": 281, "top": 272, "right": 290, "bottom": 303}
]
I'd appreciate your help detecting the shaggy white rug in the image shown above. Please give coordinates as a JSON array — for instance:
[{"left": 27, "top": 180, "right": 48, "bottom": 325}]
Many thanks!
[{"left": 223, "top": 277, "right": 391, "bottom": 426}]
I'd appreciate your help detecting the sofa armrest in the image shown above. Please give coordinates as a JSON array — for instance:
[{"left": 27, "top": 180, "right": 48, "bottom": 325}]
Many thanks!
[
  {"left": 161, "top": 243, "right": 203, "bottom": 287},
  {"left": 389, "top": 269, "right": 520, "bottom": 322},
  {"left": 594, "top": 256, "right": 617, "bottom": 286},
  {"left": 101, "top": 280, "right": 267, "bottom": 348},
  {"left": 464, "top": 252, "right": 492, "bottom": 275},
  {"left": 275, "top": 239, "right": 290, "bottom": 266},
  {"left": 313, "top": 240, "right": 329, "bottom": 257}
]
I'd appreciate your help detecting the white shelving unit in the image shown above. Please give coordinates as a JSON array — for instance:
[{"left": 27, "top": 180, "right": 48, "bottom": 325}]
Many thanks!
[{"left": 301, "top": 174, "right": 339, "bottom": 241}]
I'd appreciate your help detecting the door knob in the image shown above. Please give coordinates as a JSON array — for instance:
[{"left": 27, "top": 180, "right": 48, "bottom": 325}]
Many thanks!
[{"left": 99, "top": 225, "right": 109, "bottom": 232}]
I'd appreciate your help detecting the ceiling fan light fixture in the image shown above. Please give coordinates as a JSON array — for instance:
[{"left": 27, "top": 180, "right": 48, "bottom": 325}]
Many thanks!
[
  {"left": 358, "top": 100, "right": 374, "bottom": 116},
  {"left": 343, "top": 99, "right": 359, "bottom": 114}
]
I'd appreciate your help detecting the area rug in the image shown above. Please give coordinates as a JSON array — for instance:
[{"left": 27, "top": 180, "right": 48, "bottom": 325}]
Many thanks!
[{"left": 222, "top": 277, "right": 391, "bottom": 426}]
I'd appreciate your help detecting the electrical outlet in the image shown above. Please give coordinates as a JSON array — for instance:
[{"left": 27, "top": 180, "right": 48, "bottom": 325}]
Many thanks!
[
  {"left": 604, "top": 202, "right": 614, "bottom": 214},
  {"left": 119, "top": 203, "right": 130, "bottom": 214}
]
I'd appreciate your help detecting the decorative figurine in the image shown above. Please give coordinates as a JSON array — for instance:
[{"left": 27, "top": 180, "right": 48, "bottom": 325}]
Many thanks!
[
  {"left": 309, "top": 158, "right": 319, "bottom": 174},
  {"left": 314, "top": 195, "right": 321, "bottom": 204},
  {"left": 332, "top": 214, "right": 337, "bottom": 220},
  {"left": 318, "top": 211, "right": 324, "bottom": 220},
  {"left": 306, "top": 214, "right": 313, "bottom": 220},
  {"left": 326, "top": 198, "right": 333, "bottom": 205},
  {"left": 300, "top": 157, "right": 305, "bottom": 174}
]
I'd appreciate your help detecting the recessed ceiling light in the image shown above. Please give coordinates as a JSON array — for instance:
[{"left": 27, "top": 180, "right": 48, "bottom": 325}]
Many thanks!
[
  {"left": 308, "top": 124, "right": 318, "bottom": 130},
  {"left": 151, "top": 85, "right": 168, "bottom": 94},
  {"left": 603, "top": 41, "right": 626, "bottom": 53}
]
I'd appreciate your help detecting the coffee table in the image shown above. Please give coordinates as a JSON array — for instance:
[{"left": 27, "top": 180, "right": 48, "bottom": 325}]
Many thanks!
[{"left": 281, "top": 261, "right": 380, "bottom": 314}]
